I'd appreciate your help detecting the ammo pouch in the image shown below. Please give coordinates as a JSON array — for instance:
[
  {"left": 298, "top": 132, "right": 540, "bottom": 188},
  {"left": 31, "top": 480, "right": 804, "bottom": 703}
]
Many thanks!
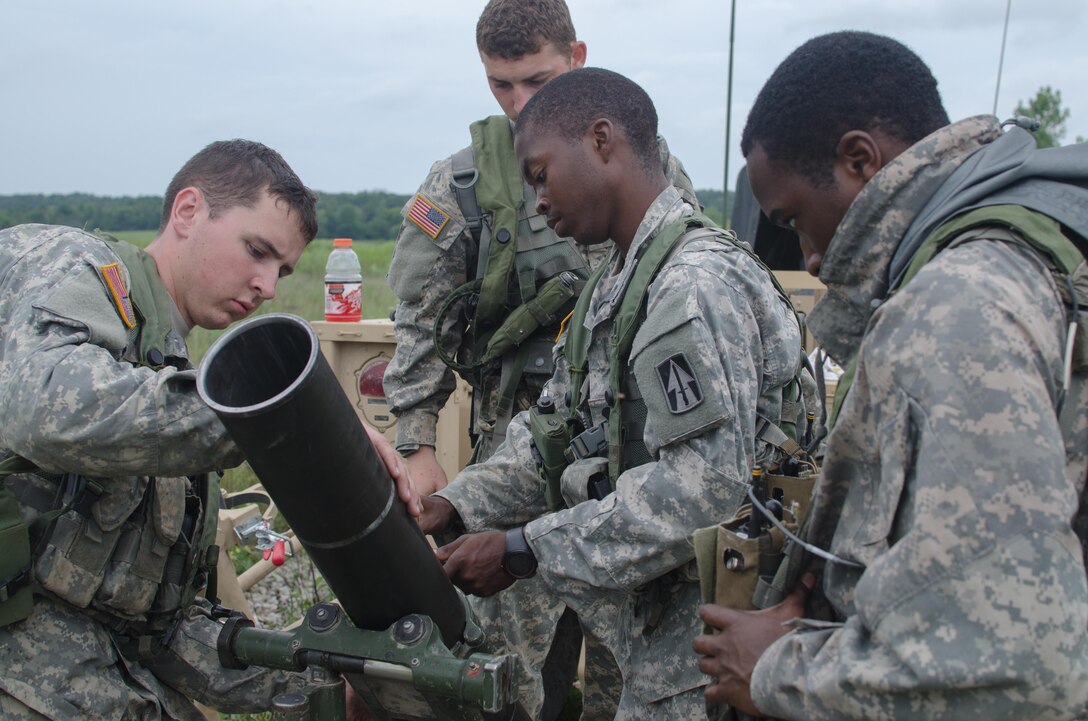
[
  {"left": 23, "top": 473, "right": 198, "bottom": 629},
  {"left": 693, "top": 471, "right": 816, "bottom": 622},
  {"left": 0, "top": 456, "right": 36, "bottom": 627}
]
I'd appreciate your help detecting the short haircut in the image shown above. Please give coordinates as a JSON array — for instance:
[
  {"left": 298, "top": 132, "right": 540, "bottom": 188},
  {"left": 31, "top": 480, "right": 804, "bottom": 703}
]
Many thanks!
[
  {"left": 159, "top": 139, "right": 319, "bottom": 243},
  {"left": 741, "top": 31, "right": 950, "bottom": 186},
  {"left": 476, "top": 0, "right": 576, "bottom": 59},
  {"left": 516, "top": 67, "right": 661, "bottom": 172}
]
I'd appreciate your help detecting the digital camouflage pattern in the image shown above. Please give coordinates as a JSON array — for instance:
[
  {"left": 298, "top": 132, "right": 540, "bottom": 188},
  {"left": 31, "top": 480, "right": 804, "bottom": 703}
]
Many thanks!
[
  {"left": 0, "top": 225, "right": 299, "bottom": 719},
  {"left": 0, "top": 597, "right": 307, "bottom": 720},
  {"left": 384, "top": 119, "right": 697, "bottom": 719},
  {"left": 0, "top": 225, "right": 242, "bottom": 475},
  {"left": 438, "top": 187, "right": 801, "bottom": 720},
  {"left": 749, "top": 117, "right": 1088, "bottom": 720}
]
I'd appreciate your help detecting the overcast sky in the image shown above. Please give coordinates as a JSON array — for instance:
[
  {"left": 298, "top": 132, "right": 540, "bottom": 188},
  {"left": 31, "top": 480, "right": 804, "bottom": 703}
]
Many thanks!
[{"left": 3, "top": 0, "right": 1085, "bottom": 198}]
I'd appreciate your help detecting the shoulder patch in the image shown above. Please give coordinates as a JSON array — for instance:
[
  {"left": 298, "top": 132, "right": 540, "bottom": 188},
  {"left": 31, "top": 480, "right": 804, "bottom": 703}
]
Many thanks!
[
  {"left": 406, "top": 194, "right": 452, "bottom": 239},
  {"left": 656, "top": 353, "right": 703, "bottom": 413},
  {"left": 98, "top": 262, "right": 136, "bottom": 329}
]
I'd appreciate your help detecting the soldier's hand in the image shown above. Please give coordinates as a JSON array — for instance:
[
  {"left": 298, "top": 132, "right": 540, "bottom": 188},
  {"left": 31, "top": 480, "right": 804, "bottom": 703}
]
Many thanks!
[
  {"left": 692, "top": 572, "right": 816, "bottom": 716},
  {"left": 418, "top": 495, "right": 459, "bottom": 535},
  {"left": 435, "top": 531, "right": 513, "bottom": 597},
  {"left": 404, "top": 446, "right": 449, "bottom": 496},
  {"left": 363, "top": 423, "right": 422, "bottom": 517}
]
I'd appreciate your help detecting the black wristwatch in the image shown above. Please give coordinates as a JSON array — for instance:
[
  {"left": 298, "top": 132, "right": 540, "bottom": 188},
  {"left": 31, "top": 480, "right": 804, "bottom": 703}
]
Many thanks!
[{"left": 501, "top": 527, "right": 538, "bottom": 579}]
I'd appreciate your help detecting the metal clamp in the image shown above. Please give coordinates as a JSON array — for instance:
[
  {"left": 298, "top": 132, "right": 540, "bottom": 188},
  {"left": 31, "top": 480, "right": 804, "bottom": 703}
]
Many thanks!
[{"left": 234, "top": 517, "right": 295, "bottom": 564}]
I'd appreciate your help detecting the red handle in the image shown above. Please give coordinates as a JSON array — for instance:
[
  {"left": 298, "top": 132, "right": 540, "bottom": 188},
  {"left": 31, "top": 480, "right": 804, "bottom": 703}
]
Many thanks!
[{"left": 271, "top": 540, "right": 286, "bottom": 566}]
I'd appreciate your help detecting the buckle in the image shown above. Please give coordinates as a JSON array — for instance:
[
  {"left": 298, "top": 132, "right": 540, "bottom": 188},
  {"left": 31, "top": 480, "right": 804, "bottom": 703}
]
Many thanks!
[{"left": 566, "top": 421, "right": 608, "bottom": 462}]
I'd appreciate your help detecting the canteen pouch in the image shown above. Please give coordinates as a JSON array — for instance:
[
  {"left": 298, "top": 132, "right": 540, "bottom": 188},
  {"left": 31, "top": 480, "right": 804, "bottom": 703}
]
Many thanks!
[{"left": 0, "top": 484, "right": 34, "bottom": 627}]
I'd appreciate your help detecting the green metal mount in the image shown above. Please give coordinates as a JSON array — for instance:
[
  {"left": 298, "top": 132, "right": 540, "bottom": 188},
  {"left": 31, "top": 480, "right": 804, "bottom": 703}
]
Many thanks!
[{"left": 219, "top": 601, "right": 518, "bottom": 721}]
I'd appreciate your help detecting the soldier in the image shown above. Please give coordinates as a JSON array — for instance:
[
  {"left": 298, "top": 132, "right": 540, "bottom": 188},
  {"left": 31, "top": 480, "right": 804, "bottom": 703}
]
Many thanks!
[
  {"left": 383, "top": 1, "right": 697, "bottom": 717},
  {"left": 419, "top": 68, "right": 802, "bottom": 721},
  {"left": 0, "top": 139, "right": 416, "bottom": 720},
  {"left": 693, "top": 31, "right": 1088, "bottom": 720}
]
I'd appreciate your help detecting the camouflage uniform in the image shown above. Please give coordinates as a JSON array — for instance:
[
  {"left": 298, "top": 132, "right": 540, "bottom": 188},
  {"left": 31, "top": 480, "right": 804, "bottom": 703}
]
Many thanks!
[
  {"left": 438, "top": 187, "right": 802, "bottom": 720},
  {"left": 384, "top": 118, "right": 697, "bottom": 719},
  {"left": 749, "top": 117, "right": 1088, "bottom": 720},
  {"left": 0, "top": 225, "right": 304, "bottom": 720}
]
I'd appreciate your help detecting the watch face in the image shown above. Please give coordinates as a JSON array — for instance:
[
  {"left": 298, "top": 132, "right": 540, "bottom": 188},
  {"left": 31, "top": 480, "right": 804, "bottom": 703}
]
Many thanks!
[{"left": 504, "top": 550, "right": 536, "bottom": 579}]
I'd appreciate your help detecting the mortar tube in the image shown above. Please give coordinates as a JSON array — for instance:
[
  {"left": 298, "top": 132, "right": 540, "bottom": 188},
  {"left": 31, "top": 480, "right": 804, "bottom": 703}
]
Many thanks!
[{"left": 197, "top": 313, "right": 466, "bottom": 647}]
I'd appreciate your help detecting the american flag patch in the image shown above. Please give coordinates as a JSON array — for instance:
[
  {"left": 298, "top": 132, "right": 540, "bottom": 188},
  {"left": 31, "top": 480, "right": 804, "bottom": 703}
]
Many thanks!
[
  {"left": 407, "top": 194, "right": 451, "bottom": 239},
  {"left": 99, "top": 263, "right": 136, "bottom": 329}
]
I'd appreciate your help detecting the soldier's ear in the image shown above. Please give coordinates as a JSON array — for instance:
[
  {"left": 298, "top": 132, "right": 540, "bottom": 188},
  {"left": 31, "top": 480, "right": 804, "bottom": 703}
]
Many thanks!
[
  {"left": 568, "top": 40, "right": 587, "bottom": 69},
  {"left": 169, "top": 187, "right": 203, "bottom": 239},
  {"left": 589, "top": 118, "right": 614, "bottom": 161},
  {"left": 834, "top": 131, "right": 883, "bottom": 182}
]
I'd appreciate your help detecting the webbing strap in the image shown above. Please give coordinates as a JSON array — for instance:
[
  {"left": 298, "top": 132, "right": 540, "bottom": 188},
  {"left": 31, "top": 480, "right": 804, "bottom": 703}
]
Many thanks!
[
  {"left": 566, "top": 215, "right": 721, "bottom": 482},
  {"left": 831, "top": 205, "right": 1084, "bottom": 431},
  {"left": 0, "top": 454, "right": 37, "bottom": 479},
  {"left": 450, "top": 145, "right": 483, "bottom": 246},
  {"left": 468, "top": 117, "right": 524, "bottom": 325},
  {"left": 98, "top": 237, "right": 172, "bottom": 370}
]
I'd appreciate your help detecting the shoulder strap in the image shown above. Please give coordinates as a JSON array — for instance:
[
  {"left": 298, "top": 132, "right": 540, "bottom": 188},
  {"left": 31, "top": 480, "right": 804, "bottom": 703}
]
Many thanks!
[
  {"left": 900, "top": 204, "right": 1083, "bottom": 288},
  {"left": 0, "top": 454, "right": 37, "bottom": 479},
  {"left": 95, "top": 234, "right": 176, "bottom": 369},
  {"left": 450, "top": 145, "right": 483, "bottom": 249},
  {"left": 467, "top": 116, "right": 524, "bottom": 325},
  {"left": 565, "top": 213, "right": 720, "bottom": 478},
  {"left": 834, "top": 204, "right": 1086, "bottom": 430}
]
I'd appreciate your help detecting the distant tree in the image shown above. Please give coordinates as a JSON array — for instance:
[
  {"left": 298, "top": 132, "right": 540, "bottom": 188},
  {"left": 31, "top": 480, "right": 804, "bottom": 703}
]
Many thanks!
[{"left": 1013, "top": 85, "right": 1071, "bottom": 148}]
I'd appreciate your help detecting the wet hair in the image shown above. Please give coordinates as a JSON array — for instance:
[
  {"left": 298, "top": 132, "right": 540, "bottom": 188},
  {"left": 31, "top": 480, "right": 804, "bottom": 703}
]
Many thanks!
[
  {"left": 476, "top": 0, "right": 576, "bottom": 59},
  {"left": 741, "top": 31, "right": 949, "bottom": 186},
  {"left": 159, "top": 139, "right": 319, "bottom": 243},
  {"left": 516, "top": 67, "right": 661, "bottom": 172}
]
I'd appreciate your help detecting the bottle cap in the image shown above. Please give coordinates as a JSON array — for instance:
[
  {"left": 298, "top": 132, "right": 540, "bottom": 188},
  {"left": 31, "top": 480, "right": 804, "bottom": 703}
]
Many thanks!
[{"left": 333, "top": 238, "right": 353, "bottom": 248}]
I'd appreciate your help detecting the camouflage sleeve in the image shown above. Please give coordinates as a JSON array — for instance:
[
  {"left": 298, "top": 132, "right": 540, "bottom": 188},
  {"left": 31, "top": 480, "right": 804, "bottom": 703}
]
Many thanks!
[
  {"left": 384, "top": 156, "right": 472, "bottom": 450},
  {"left": 523, "top": 246, "right": 799, "bottom": 608},
  {"left": 751, "top": 242, "right": 1088, "bottom": 719},
  {"left": 433, "top": 342, "right": 574, "bottom": 527},
  {"left": 0, "top": 226, "right": 241, "bottom": 477},
  {"left": 657, "top": 135, "right": 700, "bottom": 210}
]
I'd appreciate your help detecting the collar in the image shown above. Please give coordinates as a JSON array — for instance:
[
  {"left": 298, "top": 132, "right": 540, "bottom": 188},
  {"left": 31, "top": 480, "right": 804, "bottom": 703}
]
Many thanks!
[
  {"left": 807, "top": 116, "right": 1000, "bottom": 366},
  {"left": 588, "top": 186, "right": 691, "bottom": 329}
]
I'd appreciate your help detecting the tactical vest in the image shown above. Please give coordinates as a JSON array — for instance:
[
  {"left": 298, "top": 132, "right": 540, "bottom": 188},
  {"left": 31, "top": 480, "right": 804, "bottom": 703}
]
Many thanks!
[
  {"left": 436, "top": 116, "right": 593, "bottom": 455},
  {"left": 531, "top": 212, "right": 808, "bottom": 510},
  {"left": 0, "top": 235, "right": 220, "bottom": 657}
]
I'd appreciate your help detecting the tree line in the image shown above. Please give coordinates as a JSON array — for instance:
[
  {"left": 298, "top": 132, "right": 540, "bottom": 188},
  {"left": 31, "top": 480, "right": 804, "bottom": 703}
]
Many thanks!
[
  {"left": 0, "top": 191, "right": 413, "bottom": 240},
  {"left": 0, "top": 189, "right": 731, "bottom": 238}
]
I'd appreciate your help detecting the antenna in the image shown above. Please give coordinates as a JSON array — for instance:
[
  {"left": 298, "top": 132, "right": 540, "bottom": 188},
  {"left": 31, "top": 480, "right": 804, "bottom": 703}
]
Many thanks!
[
  {"left": 993, "top": 0, "right": 1013, "bottom": 115},
  {"left": 722, "top": 0, "right": 737, "bottom": 226}
]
